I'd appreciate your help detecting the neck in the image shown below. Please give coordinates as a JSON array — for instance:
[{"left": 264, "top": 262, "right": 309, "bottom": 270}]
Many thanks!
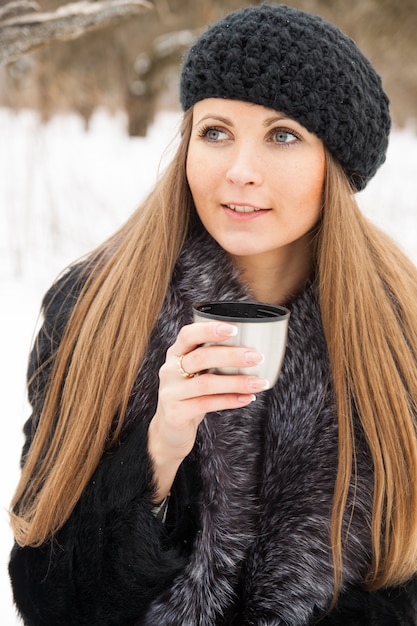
[{"left": 229, "top": 236, "right": 315, "bottom": 305}]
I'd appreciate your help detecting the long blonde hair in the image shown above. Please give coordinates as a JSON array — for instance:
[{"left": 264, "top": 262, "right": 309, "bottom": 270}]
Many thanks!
[
  {"left": 320, "top": 151, "right": 417, "bottom": 591},
  {"left": 10, "top": 110, "right": 417, "bottom": 595}
]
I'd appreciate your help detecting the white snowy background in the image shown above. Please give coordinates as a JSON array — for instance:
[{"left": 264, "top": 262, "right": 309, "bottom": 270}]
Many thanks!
[{"left": 0, "top": 107, "right": 416, "bottom": 623}]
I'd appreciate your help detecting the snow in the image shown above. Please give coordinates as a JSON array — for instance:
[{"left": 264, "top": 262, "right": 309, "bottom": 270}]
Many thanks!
[{"left": 0, "top": 107, "right": 416, "bottom": 623}]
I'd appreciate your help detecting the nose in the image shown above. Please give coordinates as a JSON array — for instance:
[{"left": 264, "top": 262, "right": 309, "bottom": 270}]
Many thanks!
[{"left": 225, "top": 143, "right": 263, "bottom": 187}]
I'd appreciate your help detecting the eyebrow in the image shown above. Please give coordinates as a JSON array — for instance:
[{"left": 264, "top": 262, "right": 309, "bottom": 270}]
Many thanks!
[
  {"left": 194, "top": 113, "right": 292, "bottom": 127},
  {"left": 194, "top": 114, "right": 231, "bottom": 127},
  {"left": 263, "top": 115, "right": 292, "bottom": 127}
]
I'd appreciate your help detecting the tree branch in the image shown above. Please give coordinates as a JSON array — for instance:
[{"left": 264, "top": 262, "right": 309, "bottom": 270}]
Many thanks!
[{"left": 0, "top": 0, "right": 154, "bottom": 65}]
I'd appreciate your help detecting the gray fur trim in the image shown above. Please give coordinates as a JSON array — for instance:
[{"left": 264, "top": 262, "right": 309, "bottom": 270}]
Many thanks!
[{"left": 142, "top": 232, "right": 373, "bottom": 625}]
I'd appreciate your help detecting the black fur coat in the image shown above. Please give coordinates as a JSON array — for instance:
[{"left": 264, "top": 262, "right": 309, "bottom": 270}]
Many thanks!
[{"left": 9, "top": 232, "right": 417, "bottom": 625}]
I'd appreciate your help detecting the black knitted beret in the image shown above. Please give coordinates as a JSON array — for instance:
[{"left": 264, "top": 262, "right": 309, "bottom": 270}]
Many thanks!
[{"left": 180, "top": 4, "right": 391, "bottom": 191}]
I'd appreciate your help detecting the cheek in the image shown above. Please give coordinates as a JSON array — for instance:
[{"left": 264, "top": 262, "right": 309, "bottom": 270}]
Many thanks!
[
  {"left": 186, "top": 150, "right": 204, "bottom": 200},
  {"left": 313, "top": 156, "right": 326, "bottom": 198},
  {"left": 185, "top": 152, "right": 194, "bottom": 192},
  {"left": 186, "top": 149, "right": 220, "bottom": 202},
  {"left": 313, "top": 147, "right": 326, "bottom": 188},
  {"left": 282, "top": 157, "right": 324, "bottom": 233},
  {"left": 298, "top": 153, "right": 325, "bottom": 208}
]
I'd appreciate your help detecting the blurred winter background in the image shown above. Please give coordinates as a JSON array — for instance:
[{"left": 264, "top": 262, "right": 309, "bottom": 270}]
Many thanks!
[{"left": 1, "top": 0, "right": 416, "bottom": 622}]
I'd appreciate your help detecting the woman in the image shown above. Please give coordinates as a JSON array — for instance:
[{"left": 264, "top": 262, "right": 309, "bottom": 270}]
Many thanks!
[{"left": 9, "top": 4, "right": 417, "bottom": 624}]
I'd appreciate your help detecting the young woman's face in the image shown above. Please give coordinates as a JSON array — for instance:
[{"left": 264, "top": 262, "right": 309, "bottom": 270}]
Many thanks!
[{"left": 186, "top": 99, "right": 325, "bottom": 265}]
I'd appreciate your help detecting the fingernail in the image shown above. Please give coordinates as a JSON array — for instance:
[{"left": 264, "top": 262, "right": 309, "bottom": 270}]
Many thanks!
[
  {"left": 244, "top": 351, "right": 264, "bottom": 365},
  {"left": 237, "top": 394, "right": 256, "bottom": 403},
  {"left": 249, "top": 378, "right": 270, "bottom": 391},
  {"left": 216, "top": 323, "right": 238, "bottom": 337}
]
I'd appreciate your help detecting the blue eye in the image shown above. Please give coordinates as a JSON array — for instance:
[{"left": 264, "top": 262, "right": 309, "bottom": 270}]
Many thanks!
[
  {"left": 207, "top": 129, "right": 221, "bottom": 140},
  {"left": 272, "top": 129, "right": 299, "bottom": 144},
  {"left": 198, "top": 126, "right": 228, "bottom": 141}
]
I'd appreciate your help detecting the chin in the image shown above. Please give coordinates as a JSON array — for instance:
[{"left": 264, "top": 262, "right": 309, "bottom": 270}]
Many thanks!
[
  {"left": 228, "top": 242, "right": 274, "bottom": 257},
  {"left": 226, "top": 247, "right": 260, "bottom": 259},
  {"left": 218, "top": 239, "right": 263, "bottom": 257}
]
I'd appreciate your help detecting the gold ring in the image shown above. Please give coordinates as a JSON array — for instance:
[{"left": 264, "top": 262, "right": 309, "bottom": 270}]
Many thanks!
[{"left": 177, "top": 354, "right": 196, "bottom": 379}]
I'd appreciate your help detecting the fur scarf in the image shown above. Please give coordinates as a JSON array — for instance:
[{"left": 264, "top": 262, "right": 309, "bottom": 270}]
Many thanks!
[{"left": 139, "top": 230, "right": 376, "bottom": 624}]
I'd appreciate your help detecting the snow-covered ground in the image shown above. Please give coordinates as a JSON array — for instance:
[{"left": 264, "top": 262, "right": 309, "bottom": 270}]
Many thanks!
[{"left": 1, "top": 107, "right": 416, "bottom": 623}]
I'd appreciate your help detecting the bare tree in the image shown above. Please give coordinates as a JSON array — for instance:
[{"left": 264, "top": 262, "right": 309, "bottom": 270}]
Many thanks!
[
  {"left": 1, "top": 0, "right": 415, "bottom": 133},
  {"left": 0, "top": 0, "right": 153, "bottom": 65}
]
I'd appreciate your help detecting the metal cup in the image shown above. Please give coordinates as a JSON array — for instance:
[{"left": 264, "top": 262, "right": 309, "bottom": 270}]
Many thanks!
[{"left": 193, "top": 301, "right": 290, "bottom": 389}]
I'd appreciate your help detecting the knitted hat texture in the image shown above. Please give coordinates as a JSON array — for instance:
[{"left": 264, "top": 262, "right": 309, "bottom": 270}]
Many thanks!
[{"left": 180, "top": 4, "right": 391, "bottom": 191}]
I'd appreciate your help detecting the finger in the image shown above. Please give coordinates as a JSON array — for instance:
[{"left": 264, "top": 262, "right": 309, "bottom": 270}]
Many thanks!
[
  {"left": 193, "top": 392, "right": 257, "bottom": 414},
  {"left": 180, "top": 344, "right": 264, "bottom": 376},
  {"left": 168, "top": 321, "right": 238, "bottom": 358},
  {"left": 157, "top": 368, "right": 268, "bottom": 420},
  {"left": 159, "top": 391, "right": 258, "bottom": 427},
  {"left": 184, "top": 371, "right": 269, "bottom": 397},
  {"left": 167, "top": 393, "right": 256, "bottom": 427}
]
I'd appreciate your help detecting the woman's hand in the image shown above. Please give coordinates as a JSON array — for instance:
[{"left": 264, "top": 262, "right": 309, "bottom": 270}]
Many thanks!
[{"left": 147, "top": 321, "right": 268, "bottom": 501}]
